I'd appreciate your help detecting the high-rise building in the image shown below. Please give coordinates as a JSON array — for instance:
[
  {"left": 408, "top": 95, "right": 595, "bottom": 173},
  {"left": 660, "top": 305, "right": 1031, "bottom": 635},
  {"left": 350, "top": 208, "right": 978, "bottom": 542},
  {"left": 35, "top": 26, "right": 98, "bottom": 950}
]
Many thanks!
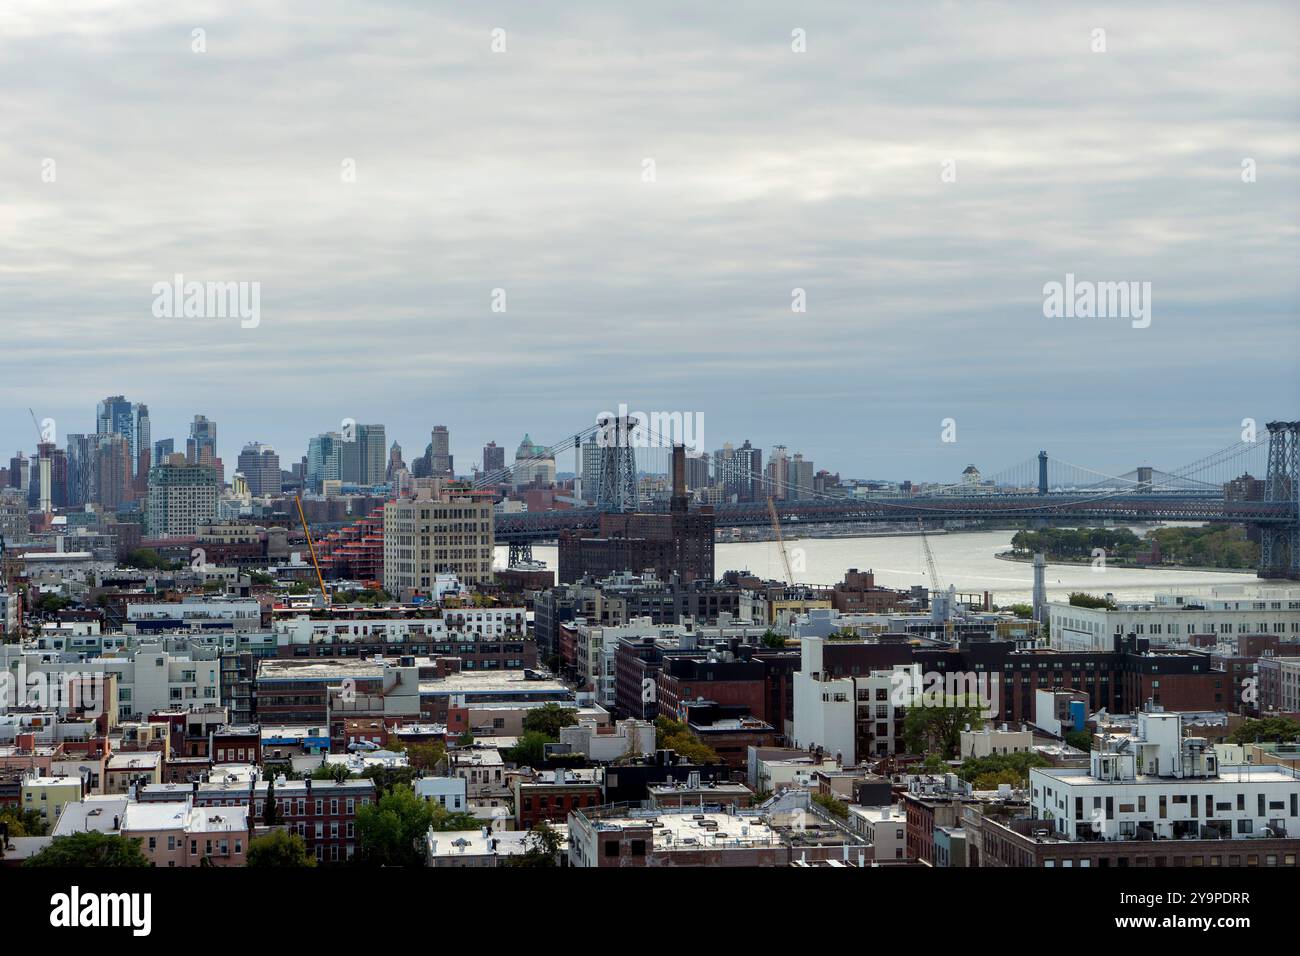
[
  {"left": 96, "top": 395, "right": 150, "bottom": 474},
  {"left": 765, "top": 445, "right": 790, "bottom": 501},
  {"left": 482, "top": 441, "right": 506, "bottom": 478},
  {"left": 338, "top": 423, "right": 386, "bottom": 485},
  {"left": 788, "top": 453, "right": 814, "bottom": 502},
  {"left": 146, "top": 461, "right": 218, "bottom": 536},
  {"left": 684, "top": 451, "right": 710, "bottom": 491},
  {"left": 513, "top": 434, "right": 555, "bottom": 488},
  {"left": 428, "top": 425, "right": 453, "bottom": 477},
  {"left": 714, "top": 440, "right": 762, "bottom": 502},
  {"left": 387, "top": 442, "right": 406, "bottom": 481},
  {"left": 94, "top": 434, "right": 132, "bottom": 509},
  {"left": 187, "top": 415, "right": 218, "bottom": 467},
  {"left": 7, "top": 452, "right": 28, "bottom": 492},
  {"left": 65, "top": 435, "right": 96, "bottom": 507},
  {"left": 237, "top": 443, "right": 281, "bottom": 497},
  {"left": 382, "top": 485, "right": 496, "bottom": 597},
  {"left": 307, "top": 432, "right": 342, "bottom": 491},
  {"left": 154, "top": 438, "right": 175, "bottom": 462},
  {"left": 579, "top": 435, "right": 601, "bottom": 503}
]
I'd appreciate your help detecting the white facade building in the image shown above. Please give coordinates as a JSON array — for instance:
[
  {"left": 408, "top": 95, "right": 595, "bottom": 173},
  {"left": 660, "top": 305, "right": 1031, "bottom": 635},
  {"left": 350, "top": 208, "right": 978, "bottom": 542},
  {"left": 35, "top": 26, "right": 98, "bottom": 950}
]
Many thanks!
[
  {"left": 1049, "top": 585, "right": 1300, "bottom": 652},
  {"left": 1030, "top": 711, "right": 1300, "bottom": 842}
]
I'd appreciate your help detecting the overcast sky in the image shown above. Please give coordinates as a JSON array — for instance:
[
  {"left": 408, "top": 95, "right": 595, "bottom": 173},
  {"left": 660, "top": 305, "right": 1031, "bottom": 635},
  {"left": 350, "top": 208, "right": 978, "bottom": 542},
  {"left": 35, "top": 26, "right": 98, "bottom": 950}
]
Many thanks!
[{"left": 1, "top": 0, "right": 1297, "bottom": 483}]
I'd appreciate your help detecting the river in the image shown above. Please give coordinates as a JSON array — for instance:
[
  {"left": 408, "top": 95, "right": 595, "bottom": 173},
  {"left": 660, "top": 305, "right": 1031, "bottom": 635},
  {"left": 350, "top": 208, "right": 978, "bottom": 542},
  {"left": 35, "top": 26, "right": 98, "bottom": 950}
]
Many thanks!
[{"left": 496, "top": 529, "right": 1258, "bottom": 606}]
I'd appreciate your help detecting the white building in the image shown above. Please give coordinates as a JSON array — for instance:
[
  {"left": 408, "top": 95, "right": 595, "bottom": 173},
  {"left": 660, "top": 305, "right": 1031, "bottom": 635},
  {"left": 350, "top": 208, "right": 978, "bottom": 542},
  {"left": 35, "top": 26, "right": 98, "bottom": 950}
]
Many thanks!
[
  {"left": 1049, "top": 585, "right": 1300, "bottom": 652},
  {"left": 1030, "top": 711, "right": 1300, "bottom": 842},
  {"left": 125, "top": 598, "right": 263, "bottom": 633},
  {"left": 847, "top": 804, "right": 907, "bottom": 862},
  {"left": 414, "top": 775, "right": 468, "bottom": 812},
  {"left": 792, "top": 635, "right": 912, "bottom": 765},
  {"left": 960, "top": 725, "right": 1034, "bottom": 759},
  {"left": 559, "top": 718, "right": 655, "bottom": 762}
]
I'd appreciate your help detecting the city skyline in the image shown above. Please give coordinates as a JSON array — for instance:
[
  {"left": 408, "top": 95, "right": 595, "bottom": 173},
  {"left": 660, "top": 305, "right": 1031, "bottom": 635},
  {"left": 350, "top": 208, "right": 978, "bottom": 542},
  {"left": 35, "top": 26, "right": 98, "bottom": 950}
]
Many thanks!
[
  {"left": 2, "top": 2, "right": 1296, "bottom": 477},
  {"left": 5, "top": 395, "right": 1292, "bottom": 487}
]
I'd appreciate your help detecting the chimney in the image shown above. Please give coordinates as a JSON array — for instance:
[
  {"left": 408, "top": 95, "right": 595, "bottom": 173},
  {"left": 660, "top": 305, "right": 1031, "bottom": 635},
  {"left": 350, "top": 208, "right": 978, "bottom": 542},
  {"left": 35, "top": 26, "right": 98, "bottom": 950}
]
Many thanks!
[{"left": 671, "top": 444, "right": 687, "bottom": 512}]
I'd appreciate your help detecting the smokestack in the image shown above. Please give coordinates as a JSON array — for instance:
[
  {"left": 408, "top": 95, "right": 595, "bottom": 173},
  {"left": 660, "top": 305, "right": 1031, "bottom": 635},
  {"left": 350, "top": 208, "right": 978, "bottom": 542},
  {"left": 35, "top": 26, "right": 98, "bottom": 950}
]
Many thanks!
[
  {"left": 671, "top": 443, "right": 687, "bottom": 511},
  {"left": 1032, "top": 552, "right": 1047, "bottom": 627}
]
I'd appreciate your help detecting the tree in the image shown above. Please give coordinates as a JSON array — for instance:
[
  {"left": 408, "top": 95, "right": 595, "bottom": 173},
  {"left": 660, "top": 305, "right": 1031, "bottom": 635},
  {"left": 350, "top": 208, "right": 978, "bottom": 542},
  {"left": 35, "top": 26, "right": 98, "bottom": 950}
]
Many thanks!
[
  {"left": 263, "top": 778, "right": 279, "bottom": 826},
  {"left": 356, "top": 784, "right": 434, "bottom": 867},
  {"left": 1068, "top": 592, "right": 1114, "bottom": 610},
  {"left": 813, "top": 792, "right": 849, "bottom": 820},
  {"left": 0, "top": 807, "right": 48, "bottom": 837},
  {"left": 957, "top": 751, "right": 1050, "bottom": 786},
  {"left": 759, "top": 630, "right": 787, "bottom": 649},
  {"left": 1064, "top": 729, "right": 1094, "bottom": 752},
  {"left": 522, "top": 703, "right": 579, "bottom": 739},
  {"left": 505, "top": 820, "right": 563, "bottom": 867},
  {"left": 1229, "top": 717, "right": 1300, "bottom": 746},
  {"left": 311, "top": 763, "right": 354, "bottom": 782},
  {"left": 404, "top": 741, "right": 447, "bottom": 773},
  {"left": 428, "top": 801, "right": 479, "bottom": 833},
  {"left": 505, "top": 731, "right": 552, "bottom": 768},
  {"left": 457, "top": 731, "right": 475, "bottom": 747},
  {"left": 246, "top": 829, "right": 315, "bottom": 867},
  {"left": 654, "top": 716, "right": 720, "bottom": 764},
  {"left": 901, "top": 697, "right": 986, "bottom": 760},
  {"left": 1005, "top": 603, "right": 1034, "bottom": 620},
  {"left": 23, "top": 832, "right": 150, "bottom": 867}
]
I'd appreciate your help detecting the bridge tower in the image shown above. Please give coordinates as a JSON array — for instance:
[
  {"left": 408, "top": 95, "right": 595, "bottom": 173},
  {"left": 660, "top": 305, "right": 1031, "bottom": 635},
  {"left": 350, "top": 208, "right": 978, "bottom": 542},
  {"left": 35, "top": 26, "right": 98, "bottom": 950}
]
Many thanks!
[
  {"left": 594, "top": 414, "right": 638, "bottom": 513},
  {"left": 1260, "top": 420, "right": 1300, "bottom": 579},
  {"left": 1038, "top": 450, "right": 1048, "bottom": 495}
]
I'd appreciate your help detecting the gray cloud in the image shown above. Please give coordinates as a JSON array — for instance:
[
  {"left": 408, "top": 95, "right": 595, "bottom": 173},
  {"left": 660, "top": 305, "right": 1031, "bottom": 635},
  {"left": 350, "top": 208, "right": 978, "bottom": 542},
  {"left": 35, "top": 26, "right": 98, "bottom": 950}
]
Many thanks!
[{"left": 0, "top": 0, "right": 1296, "bottom": 480}]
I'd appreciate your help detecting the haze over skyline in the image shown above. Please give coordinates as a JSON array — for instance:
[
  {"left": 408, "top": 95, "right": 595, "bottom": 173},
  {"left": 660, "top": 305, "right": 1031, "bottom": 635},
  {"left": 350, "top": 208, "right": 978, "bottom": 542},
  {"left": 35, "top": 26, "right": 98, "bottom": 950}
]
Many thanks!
[{"left": 2, "top": 0, "right": 1297, "bottom": 479}]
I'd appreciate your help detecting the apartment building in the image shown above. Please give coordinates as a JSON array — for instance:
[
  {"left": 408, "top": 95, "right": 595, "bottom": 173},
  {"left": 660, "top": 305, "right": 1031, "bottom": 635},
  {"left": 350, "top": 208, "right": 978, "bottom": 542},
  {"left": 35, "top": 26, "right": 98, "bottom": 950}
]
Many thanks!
[
  {"left": 1049, "top": 585, "right": 1300, "bottom": 652},
  {"left": 382, "top": 487, "right": 495, "bottom": 597}
]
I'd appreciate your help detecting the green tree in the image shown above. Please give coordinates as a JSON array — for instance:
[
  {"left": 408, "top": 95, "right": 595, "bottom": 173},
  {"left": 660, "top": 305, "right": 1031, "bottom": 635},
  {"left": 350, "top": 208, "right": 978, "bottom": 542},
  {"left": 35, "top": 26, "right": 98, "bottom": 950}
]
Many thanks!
[
  {"left": 957, "top": 751, "right": 1050, "bottom": 786},
  {"left": 654, "top": 716, "right": 720, "bottom": 764},
  {"left": 263, "top": 778, "right": 279, "bottom": 826},
  {"left": 1229, "top": 717, "right": 1300, "bottom": 746},
  {"left": 812, "top": 792, "right": 849, "bottom": 819},
  {"left": 355, "top": 784, "right": 434, "bottom": 867},
  {"left": 23, "top": 832, "right": 150, "bottom": 867},
  {"left": 1065, "top": 729, "right": 1094, "bottom": 752},
  {"left": 901, "top": 697, "right": 986, "bottom": 760},
  {"left": 522, "top": 703, "right": 579, "bottom": 739},
  {"left": 1068, "top": 592, "right": 1115, "bottom": 610},
  {"left": 505, "top": 820, "right": 563, "bottom": 867},
  {"left": 0, "top": 807, "right": 48, "bottom": 837},
  {"left": 505, "top": 731, "right": 552, "bottom": 768},
  {"left": 246, "top": 829, "right": 315, "bottom": 867},
  {"left": 1005, "top": 603, "right": 1034, "bottom": 620},
  {"left": 759, "top": 630, "right": 787, "bottom": 649},
  {"left": 404, "top": 740, "right": 447, "bottom": 773},
  {"left": 428, "top": 801, "right": 479, "bottom": 833}
]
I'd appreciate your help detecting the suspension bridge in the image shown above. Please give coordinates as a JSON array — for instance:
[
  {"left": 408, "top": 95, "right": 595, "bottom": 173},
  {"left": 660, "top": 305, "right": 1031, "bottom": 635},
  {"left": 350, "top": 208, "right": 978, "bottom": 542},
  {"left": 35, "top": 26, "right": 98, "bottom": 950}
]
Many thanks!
[{"left": 483, "top": 418, "right": 1300, "bottom": 579}]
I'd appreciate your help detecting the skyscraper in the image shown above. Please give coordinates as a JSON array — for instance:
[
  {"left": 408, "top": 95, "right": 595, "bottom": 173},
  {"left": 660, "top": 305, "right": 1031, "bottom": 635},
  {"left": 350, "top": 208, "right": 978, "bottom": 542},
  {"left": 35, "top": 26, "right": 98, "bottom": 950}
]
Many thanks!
[
  {"left": 307, "top": 433, "right": 342, "bottom": 491},
  {"left": 428, "top": 425, "right": 453, "bottom": 477},
  {"left": 187, "top": 415, "right": 218, "bottom": 466},
  {"left": 96, "top": 395, "right": 150, "bottom": 474},
  {"left": 715, "top": 440, "right": 762, "bottom": 502},
  {"left": 482, "top": 441, "right": 506, "bottom": 478},
  {"left": 237, "top": 442, "right": 281, "bottom": 497},
  {"left": 337, "top": 423, "right": 386, "bottom": 485}
]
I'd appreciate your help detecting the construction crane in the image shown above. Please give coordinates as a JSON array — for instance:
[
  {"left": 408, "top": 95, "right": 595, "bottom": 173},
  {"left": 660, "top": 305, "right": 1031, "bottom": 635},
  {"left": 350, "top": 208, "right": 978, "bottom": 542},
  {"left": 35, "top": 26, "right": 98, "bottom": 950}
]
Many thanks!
[
  {"left": 917, "top": 518, "right": 952, "bottom": 622},
  {"left": 767, "top": 496, "right": 795, "bottom": 585},
  {"left": 295, "top": 495, "right": 330, "bottom": 606},
  {"left": 917, "top": 517, "right": 941, "bottom": 593},
  {"left": 28, "top": 408, "right": 52, "bottom": 516}
]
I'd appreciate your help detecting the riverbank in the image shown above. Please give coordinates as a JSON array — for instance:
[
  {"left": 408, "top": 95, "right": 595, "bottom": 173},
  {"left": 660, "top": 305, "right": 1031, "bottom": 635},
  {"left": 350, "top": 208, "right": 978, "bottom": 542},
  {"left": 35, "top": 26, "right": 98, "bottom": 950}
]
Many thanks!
[{"left": 995, "top": 551, "right": 1257, "bottom": 575}]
